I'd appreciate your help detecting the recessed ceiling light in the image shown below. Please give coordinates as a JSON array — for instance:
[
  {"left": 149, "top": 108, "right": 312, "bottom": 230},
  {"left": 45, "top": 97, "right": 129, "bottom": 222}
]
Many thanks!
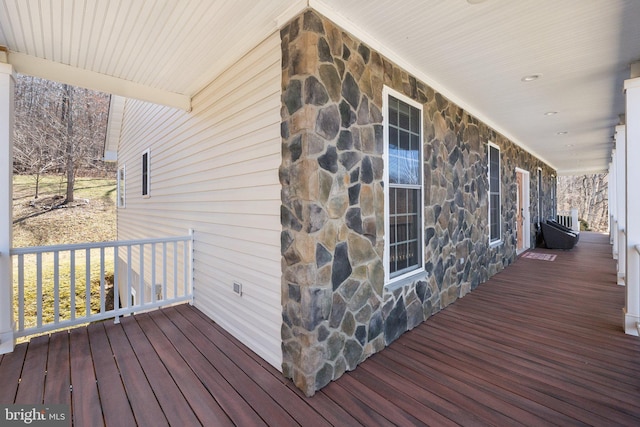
[
  {"left": 521, "top": 74, "right": 542, "bottom": 82},
  {"left": 556, "top": 131, "right": 568, "bottom": 135},
  {"left": 565, "top": 144, "right": 574, "bottom": 147},
  {"left": 544, "top": 111, "right": 558, "bottom": 116}
]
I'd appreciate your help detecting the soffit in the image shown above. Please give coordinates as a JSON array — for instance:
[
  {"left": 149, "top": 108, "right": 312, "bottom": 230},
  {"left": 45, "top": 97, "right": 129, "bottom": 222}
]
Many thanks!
[
  {"left": 0, "top": 0, "right": 299, "bottom": 108},
  {"left": 2, "top": 0, "right": 639, "bottom": 174},
  {"left": 315, "top": 0, "right": 640, "bottom": 174}
]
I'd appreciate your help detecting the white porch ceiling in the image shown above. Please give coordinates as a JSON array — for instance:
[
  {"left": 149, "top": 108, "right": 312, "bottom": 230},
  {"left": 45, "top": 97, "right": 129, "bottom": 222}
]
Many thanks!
[{"left": 1, "top": 0, "right": 639, "bottom": 174}]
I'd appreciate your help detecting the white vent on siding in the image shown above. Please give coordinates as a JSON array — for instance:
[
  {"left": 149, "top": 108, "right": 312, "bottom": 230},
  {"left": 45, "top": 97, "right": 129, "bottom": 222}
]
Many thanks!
[{"left": 233, "top": 281, "right": 242, "bottom": 296}]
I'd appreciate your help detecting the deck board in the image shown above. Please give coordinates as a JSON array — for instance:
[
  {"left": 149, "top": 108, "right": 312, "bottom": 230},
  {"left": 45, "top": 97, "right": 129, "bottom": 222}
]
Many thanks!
[
  {"left": 119, "top": 314, "right": 203, "bottom": 427},
  {"left": 146, "top": 309, "right": 268, "bottom": 427},
  {"left": 0, "top": 342, "right": 27, "bottom": 403},
  {"left": 103, "top": 318, "right": 169, "bottom": 427},
  {"left": 14, "top": 334, "right": 48, "bottom": 404},
  {"left": 130, "top": 313, "right": 234, "bottom": 426},
  {"left": 162, "top": 306, "right": 315, "bottom": 427},
  {"left": 68, "top": 327, "right": 103, "bottom": 427},
  {"left": 1, "top": 232, "right": 639, "bottom": 426},
  {"left": 43, "top": 331, "right": 70, "bottom": 405},
  {"left": 87, "top": 322, "right": 136, "bottom": 427}
]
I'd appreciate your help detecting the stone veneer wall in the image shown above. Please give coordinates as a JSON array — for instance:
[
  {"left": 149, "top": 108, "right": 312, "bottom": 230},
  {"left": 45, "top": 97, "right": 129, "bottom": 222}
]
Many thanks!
[{"left": 279, "top": 10, "right": 555, "bottom": 396}]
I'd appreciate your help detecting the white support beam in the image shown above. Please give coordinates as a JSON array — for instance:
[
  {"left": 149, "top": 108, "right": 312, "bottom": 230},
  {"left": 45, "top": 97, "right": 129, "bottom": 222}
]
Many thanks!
[
  {"left": 0, "top": 57, "right": 15, "bottom": 354},
  {"left": 615, "top": 126, "right": 626, "bottom": 285},
  {"left": 624, "top": 77, "right": 640, "bottom": 336},
  {"left": 7, "top": 50, "right": 191, "bottom": 112},
  {"left": 607, "top": 154, "right": 618, "bottom": 246}
]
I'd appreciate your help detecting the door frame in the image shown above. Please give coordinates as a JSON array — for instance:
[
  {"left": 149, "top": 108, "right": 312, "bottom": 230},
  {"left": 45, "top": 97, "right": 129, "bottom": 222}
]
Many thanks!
[{"left": 515, "top": 168, "right": 531, "bottom": 254}]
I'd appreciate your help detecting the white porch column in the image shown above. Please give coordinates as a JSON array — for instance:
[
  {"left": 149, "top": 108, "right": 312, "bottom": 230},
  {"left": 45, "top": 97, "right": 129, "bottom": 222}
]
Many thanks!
[
  {"left": 0, "top": 49, "right": 15, "bottom": 353},
  {"left": 615, "top": 125, "right": 626, "bottom": 285},
  {"left": 624, "top": 77, "right": 640, "bottom": 336},
  {"left": 609, "top": 154, "right": 616, "bottom": 247}
]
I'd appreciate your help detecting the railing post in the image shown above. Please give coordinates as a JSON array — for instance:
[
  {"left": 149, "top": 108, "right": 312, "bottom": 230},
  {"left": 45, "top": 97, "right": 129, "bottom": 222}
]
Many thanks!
[
  {"left": 624, "top": 76, "right": 640, "bottom": 336},
  {"left": 613, "top": 219, "right": 619, "bottom": 260},
  {"left": 0, "top": 53, "right": 15, "bottom": 354},
  {"left": 189, "top": 229, "right": 194, "bottom": 305},
  {"left": 616, "top": 125, "right": 626, "bottom": 265},
  {"left": 570, "top": 208, "right": 580, "bottom": 233},
  {"left": 618, "top": 229, "right": 626, "bottom": 286},
  {"left": 609, "top": 152, "right": 616, "bottom": 246}
]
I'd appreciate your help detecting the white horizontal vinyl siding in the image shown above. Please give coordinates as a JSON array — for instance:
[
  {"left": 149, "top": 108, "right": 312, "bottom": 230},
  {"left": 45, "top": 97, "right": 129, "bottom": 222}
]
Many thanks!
[{"left": 116, "top": 33, "right": 282, "bottom": 369}]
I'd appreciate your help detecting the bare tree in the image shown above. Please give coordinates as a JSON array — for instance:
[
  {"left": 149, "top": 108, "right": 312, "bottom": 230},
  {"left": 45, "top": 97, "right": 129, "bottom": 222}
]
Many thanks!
[
  {"left": 13, "top": 76, "right": 66, "bottom": 198},
  {"left": 557, "top": 174, "right": 608, "bottom": 232},
  {"left": 13, "top": 74, "right": 110, "bottom": 202}
]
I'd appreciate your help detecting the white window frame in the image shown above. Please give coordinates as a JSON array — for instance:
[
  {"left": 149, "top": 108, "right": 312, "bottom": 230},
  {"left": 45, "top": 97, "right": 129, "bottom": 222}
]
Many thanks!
[
  {"left": 142, "top": 149, "right": 150, "bottom": 198},
  {"left": 383, "top": 86, "right": 426, "bottom": 286},
  {"left": 117, "top": 165, "right": 126, "bottom": 208},
  {"left": 488, "top": 142, "right": 502, "bottom": 245}
]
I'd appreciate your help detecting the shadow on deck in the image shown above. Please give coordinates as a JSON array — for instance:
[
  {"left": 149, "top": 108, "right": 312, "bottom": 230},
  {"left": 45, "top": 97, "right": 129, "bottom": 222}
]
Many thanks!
[{"left": 1, "top": 232, "right": 639, "bottom": 426}]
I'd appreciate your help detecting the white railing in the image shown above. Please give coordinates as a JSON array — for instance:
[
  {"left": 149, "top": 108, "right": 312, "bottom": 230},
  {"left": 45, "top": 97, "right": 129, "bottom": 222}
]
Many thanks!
[
  {"left": 10, "top": 232, "right": 193, "bottom": 338},
  {"left": 618, "top": 229, "right": 626, "bottom": 286},
  {"left": 613, "top": 219, "right": 619, "bottom": 259},
  {"left": 556, "top": 208, "right": 580, "bottom": 232},
  {"left": 636, "top": 245, "right": 640, "bottom": 335}
]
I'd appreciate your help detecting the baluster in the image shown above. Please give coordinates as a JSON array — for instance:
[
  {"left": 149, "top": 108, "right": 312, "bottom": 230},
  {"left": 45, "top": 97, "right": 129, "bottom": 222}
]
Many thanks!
[
  {"left": 127, "top": 245, "right": 132, "bottom": 307},
  {"left": 100, "top": 247, "right": 105, "bottom": 313},
  {"left": 173, "top": 241, "right": 178, "bottom": 298},
  {"left": 85, "top": 248, "right": 91, "bottom": 317},
  {"left": 151, "top": 242, "right": 157, "bottom": 303},
  {"left": 36, "top": 253, "right": 42, "bottom": 327},
  {"left": 162, "top": 242, "right": 167, "bottom": 300},
  {"left": 114, "top": 245, "right": 120, "bottom": 313},
  {"left": 70, "top": 249, "right": 76, "bottom": 320},
  {"left": 183, "top": 240, "right": 189, "bottom": 297},
  {"left": 54, "top": 251, "right": 59, "bottom": 323},
  {"left": 139, "top": 244, "right": 145, "bottom": 305},
  {"left": 18, "top": 254, "right": 24, "bottom": 331}
]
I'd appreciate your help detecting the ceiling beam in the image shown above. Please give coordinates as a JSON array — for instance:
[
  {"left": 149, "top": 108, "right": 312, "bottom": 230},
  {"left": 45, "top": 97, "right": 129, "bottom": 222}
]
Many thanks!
[{"left": 6, "top": 50, "right": 191, "bottom": 111}]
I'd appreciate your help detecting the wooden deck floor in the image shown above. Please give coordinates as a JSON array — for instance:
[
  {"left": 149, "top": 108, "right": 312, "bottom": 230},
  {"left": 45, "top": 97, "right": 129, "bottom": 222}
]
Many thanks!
[{"left": 1, "top": 232, "right": 639, "bottom": 426}]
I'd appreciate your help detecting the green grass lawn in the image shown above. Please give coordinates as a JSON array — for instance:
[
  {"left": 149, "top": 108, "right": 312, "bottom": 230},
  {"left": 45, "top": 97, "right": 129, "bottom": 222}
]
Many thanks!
[{"left": 12, "top": 174, "right": 117, "bottom": 335}]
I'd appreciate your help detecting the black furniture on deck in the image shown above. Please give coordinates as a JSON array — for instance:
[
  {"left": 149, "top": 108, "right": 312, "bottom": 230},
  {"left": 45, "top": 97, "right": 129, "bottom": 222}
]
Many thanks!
[{"left": 540, "top": 220, "right": 580, "bottom": 250}]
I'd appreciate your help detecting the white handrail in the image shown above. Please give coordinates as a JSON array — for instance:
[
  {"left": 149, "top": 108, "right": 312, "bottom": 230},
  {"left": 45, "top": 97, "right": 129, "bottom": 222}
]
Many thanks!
[
  {"left": 11, "top": 235, "right": 190, "bottom": 254},
  {"left": 11, "top": 233, "right": 193, "bottom": 338}
]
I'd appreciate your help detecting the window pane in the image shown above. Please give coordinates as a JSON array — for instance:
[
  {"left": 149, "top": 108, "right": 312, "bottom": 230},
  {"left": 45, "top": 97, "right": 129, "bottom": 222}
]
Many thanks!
[
  {"left": 396, "top": 188, "right": 406, "bottom": 214},
  {"left": 406, "top": 188, "right": 415, "bottom": 213},
  {"left": 396, "top": 244, "right": 408, "bottom": 271},
  {"left": 389, "top": 98, "right": 398, "bottom": 126},
  {"left": 410, "top": 134, "right": 419, "bottom": 152},
  {"left": 389, "top": 246, "right": 397, "bottom": 273},
  {"left": 399, "top": 102, "right": 410, "bottom": 130},
  {"left": 142, "top": 153, "right": 148, "bottom": 196},
  {"left": 393, "top": 135, "right": 420, "bottom": 185},
  {"left": 398, "top": 216, "right": 408, "bottom": 241},
  {"left": 410, "top": 107, "right": 420, "bottom": 134},
  {"left": 407, "top": 239, "right": 418, "bottom": 267},
  {"left": 399, "top": 130, "right": 410, "bottom": 150}
]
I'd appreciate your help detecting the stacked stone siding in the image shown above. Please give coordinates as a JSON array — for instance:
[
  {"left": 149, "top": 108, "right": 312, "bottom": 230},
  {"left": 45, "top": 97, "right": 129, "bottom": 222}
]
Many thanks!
[{"left": 279, "top": 9, "right": 555, "bottom": 396}]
